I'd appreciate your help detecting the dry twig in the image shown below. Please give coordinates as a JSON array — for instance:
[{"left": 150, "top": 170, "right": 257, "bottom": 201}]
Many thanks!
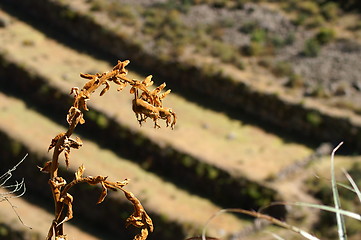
[
  {"left": 0, "top": 154, "right": 31, "bottom": 229},
  {"left": 0, "top": 154, "right": 27, "bottom": 202}
]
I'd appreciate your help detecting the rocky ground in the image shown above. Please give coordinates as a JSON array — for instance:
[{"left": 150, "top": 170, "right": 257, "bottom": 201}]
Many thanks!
[{"left": 110, "top": 1, "right": 361, "bottom": 113}]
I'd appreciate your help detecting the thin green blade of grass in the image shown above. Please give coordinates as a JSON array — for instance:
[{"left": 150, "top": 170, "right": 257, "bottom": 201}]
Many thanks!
[
  {"left": 292, "top": 202, "right": 361, "bottom": 221},
  {"left": 314, "top": 174, "right": 355, "bottom": 193},
  {"left": 266, "top": 231, "right": 286, "bottom": 240},
  {"left": 337, "top": 182, "right": 355, "bottom": 193},
  {"left": 330, "top": 142, "right": 347, "bottom": 240},
  {"left": 201, "top": 208, "right": 320, "bottom": 240},
  {"left": 342, "top": 169, "right": 361, "bottom": 203}
]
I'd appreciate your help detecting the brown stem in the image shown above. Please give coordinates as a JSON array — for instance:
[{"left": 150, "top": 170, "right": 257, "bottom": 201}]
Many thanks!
[
  {"left": 48, "top": 110, "right": 81, "bottom": 239},
  {"left": 65, "top": 111, "right": 81, "bottom": 137}
]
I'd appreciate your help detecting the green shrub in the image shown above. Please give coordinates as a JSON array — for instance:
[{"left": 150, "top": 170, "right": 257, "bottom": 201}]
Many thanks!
[
  {"left": 286, "top": 73, "right": 304, "bottom": 88},
  {"left": 234, "top": 57, "right": 246, "bottom": 70},
  {"left": 210, "top": 25, "right": 225, "bottom": 40},
  {"left": 143, "top": 8, "right": 191, "bottom": 48},
  {"left": 220, "top": 17, "right": 235, "bottom": 28},
  {"left": 258, "top": 58, "right": 272, "bottom": 68},
  {"left": 284, "top": 33, "right": 296, "bottom": 45},
  {"left": 108, "top": 4, "right": 138, "bottom": 25},
  {"left": 239, "top": 21, "right": 259, "bottom": 34},
  {"left": 234, "top": 0, "right": 253, "bottom": 9},
  {"left": 316, "top": 27, "right": 336, "bottom": 45},
  {"left": 89, "top": 0, "right": 105, "bottom": 12},
  {"left": 251, "top": 28, "right": 267, "bottom": 43},
  {"left": 96, "top": 114, "right": 109, "bottom": 129},
  {"left": 321, "top": 2, "right": 339, "bottom": 21},
  {"left": 293, "top": 13, "right": 307, "bottom": 26},
  {"left": 210, "top": 41, "right": 237, "bottom": 62},
  {"left": 303, "top": 38, "right": 321, "bottom": 57},
  {"left": 241, "top": 42, "right": 264, "bottom": 56},
  {"left": 309, "top": 84, "right": 330, "bottom": 98},
  {"left": 306, "top": 111, "right": 322, "bottom": 127},
  {"left": 272, "top": 61, "right": 293, "bottom": 77},
  {"left": 297, "top": 1, "right": 320, "bottom": 15},
  {"left": 60, "top": 8, "right": 78, "bottom": 21},
  {"left": 306, "top": 15, "right": 326, "bottom": 29},
  {"left": 212, "top": 0, "right": 228, "bottom": 8}
]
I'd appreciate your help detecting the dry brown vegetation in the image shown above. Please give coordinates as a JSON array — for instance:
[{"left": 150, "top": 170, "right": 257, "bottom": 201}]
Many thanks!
[
  {"left": 0, "top": 155, "right": 27, "bottom": 203},
  {"left": 39, "top": 60, "right": 175, "bottom": 240}
]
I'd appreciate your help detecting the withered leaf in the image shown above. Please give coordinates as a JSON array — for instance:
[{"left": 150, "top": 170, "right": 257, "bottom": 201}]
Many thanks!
[
  {"left": 113, "top": 60, "right": 130, "bottom": 74},
  {"left": 48, "top": 132, "right": 65, "bottom": 151},
  {"left": 130, "top": 86, "right": 136, "bottom": 94},
  {"left": 97, "top": 182, "right": 108, "bottom": 204},
  {"left": 142, "top": 75, "right": 153, "bottom": 87},
  {"left": 38, "top": 161, "right": 52, "bottom": 173},
  {"left": 57, "top": 193, "right": 74, "bottom": 226},
  {"left": 75, "top": 164, "right": 85, "bottom": 180},
  {"left": 82, "top": 80, "right": 94, "bottom": 92},
  {"left": 69, "top": 137, "right": 83, "bottom": 149},
  {"left": 112, "top": 60, "right": 122, "bottom": 71},
  {"left": 63, "top": 136, "right": 83, "bottom": 168},
  {"left": 100, "top": 82, "right": 110, "bottom": 96},
  {"left": 80, "top": 73, "right": 95, "bottom": 79},
  {"left": 134, "top": 228, "right": 149, "bottom": 240},
  {"left": 122, "top": 188, "right": 154, "bottom": 234},
  {"left": 67, "top": 107, "right": 85, "bottom": 125},
  {"left": 116, "top": 179, "right": 130, "bottom": 188},
  {"left": 79, "top": 95, "right": 89, "bottom": 111},
  {"left": 159, "top": 89, "right": 171, "bottom": 100},
  {"left": 145, "top": 214, "right": 154, "bottom": 232},
  {"left": 66, "top": 107, "right": 77, "bottom": 125},
  {"left": 112, "top": 78, "right": 121, "bottom": 85},
  {"left": 79, "top": 115, "right": 85, "bottom": 124},
  {"left": 54, "top": 235, "right": 67, "bottom": 240},
  {"left": 117, "top": 82, "right": 127, "bottom": 91},
  {"left": 87, "top": 175, "right": 108, "bottom": 185},
  {"left": 64, "top": 149, "right": 70, "bottom": 168},
  {"left": 151, "top": 82, "right": 166, "bottom": 95},
  {"left": 46, "top": 222, "right": 55, "bottom": 240},
  {"left": 69, "top": 87, "right": 79, "bottom": 96}
]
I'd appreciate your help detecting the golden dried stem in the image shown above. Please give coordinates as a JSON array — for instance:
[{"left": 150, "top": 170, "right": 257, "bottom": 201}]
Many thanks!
[{"left": 44, "top": 60, "right": 171, "bottom": 240}]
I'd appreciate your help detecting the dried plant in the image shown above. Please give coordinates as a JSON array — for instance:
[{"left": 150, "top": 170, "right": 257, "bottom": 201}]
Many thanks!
[
  {"left": 41, "top": 60, "right": 175, "bottom": 240},
  {"left": 1, "top": 154, "right": 31, "bottom": 228},
  {"left": 0, "top": 154, "right": 27, "bottom": 203}
]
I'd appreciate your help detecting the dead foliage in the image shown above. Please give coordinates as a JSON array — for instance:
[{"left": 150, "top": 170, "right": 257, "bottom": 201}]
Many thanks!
[
  {"left": 1, "top": 154, "right": 31, "bottom": 229},
  {"left": 41, "top": 60, "right": 174, "bottom": 240},
  {"left": 0, "top": 154, "right": 27, "bottom": 203}
]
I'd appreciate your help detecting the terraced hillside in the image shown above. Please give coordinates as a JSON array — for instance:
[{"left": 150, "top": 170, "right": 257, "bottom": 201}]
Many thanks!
[
  {"left": 1, "top": 1, "right": 361, "bottom": 240},
  {"left": 5, "top": 0, "right": 361, "bottom": 150}
]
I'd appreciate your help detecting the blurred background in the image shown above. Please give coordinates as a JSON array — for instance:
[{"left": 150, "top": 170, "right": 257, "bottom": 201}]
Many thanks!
[{"left": 1, "top": 0, "right": 361, "bottom": 239}]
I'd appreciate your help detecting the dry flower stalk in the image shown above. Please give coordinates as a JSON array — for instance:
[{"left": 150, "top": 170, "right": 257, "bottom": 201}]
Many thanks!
[{"left": 41, "top": 60, "right": 174, "bottom": 240}]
